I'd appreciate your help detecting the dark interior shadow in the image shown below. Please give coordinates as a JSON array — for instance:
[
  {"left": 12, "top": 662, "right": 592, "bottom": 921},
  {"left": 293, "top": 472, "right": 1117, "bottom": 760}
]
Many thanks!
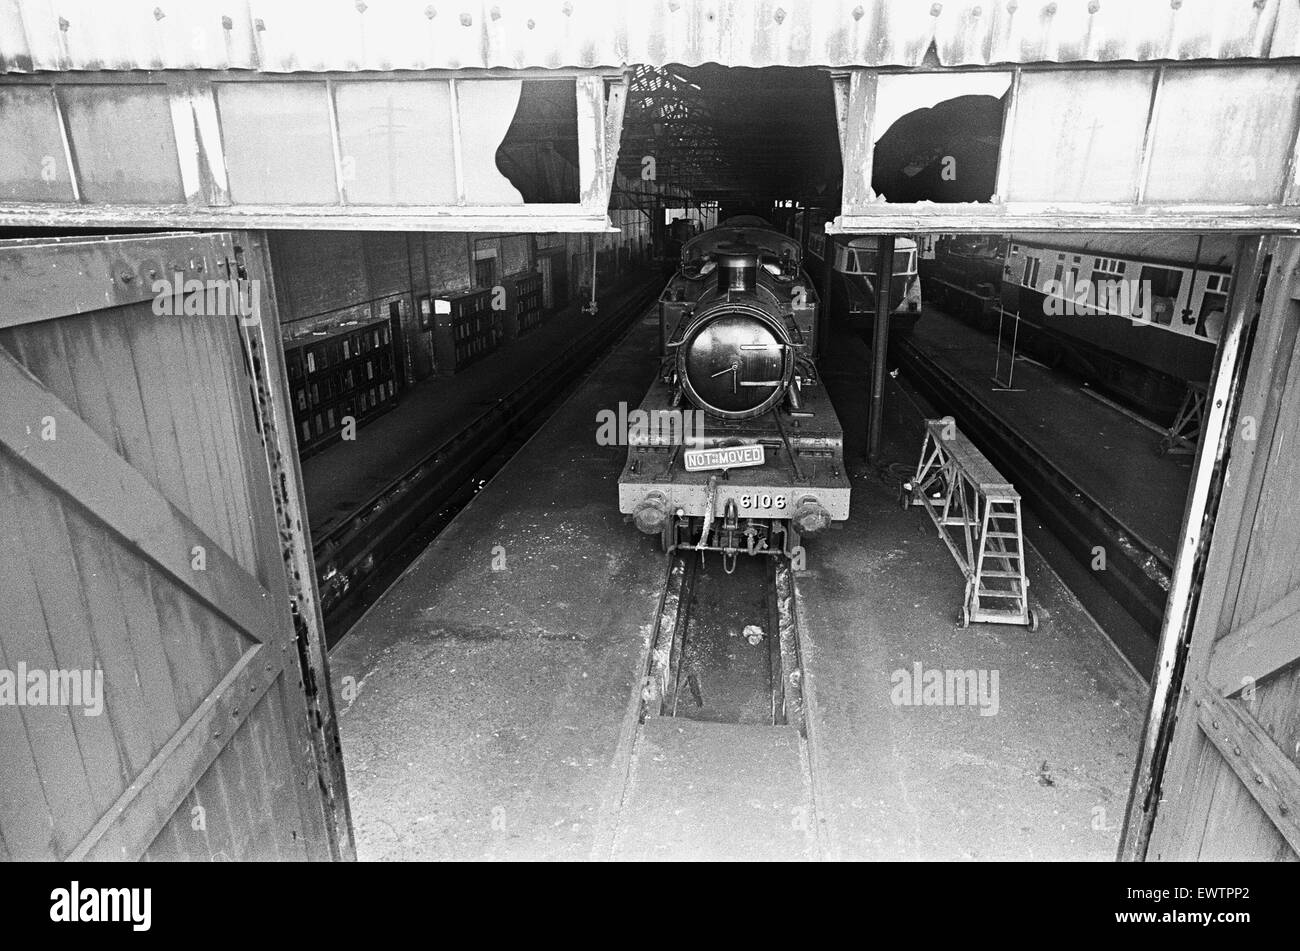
[
  {"left": 871, "top": 94, "right": 1006, "bottom": 203},
  {"left": 495, "top": 79, "right": 580, "bottom": 204}
]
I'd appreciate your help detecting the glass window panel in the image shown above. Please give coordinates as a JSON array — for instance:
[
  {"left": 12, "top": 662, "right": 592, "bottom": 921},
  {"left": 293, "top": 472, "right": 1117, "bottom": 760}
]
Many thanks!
[
  {"left": 334, "top": 80, "right": 456, "bottom": 205},
  {"left": 457, "top": 79, "right": 527, "bottom": 205},
  {"left": 217, "top": 82, "right": 338, "bottom": 205},
  {"left": 1004, "top": 70, "right": 1153, "bottom": 203},
  {"left": 0, "top": 86, "right": 75, "bottom": 201},
  {"left": 1145, "top": 67, "right": 1300, "bottom": 204},
  {"left": 60, "top": 85, "right": 184, "bottom": 203}
]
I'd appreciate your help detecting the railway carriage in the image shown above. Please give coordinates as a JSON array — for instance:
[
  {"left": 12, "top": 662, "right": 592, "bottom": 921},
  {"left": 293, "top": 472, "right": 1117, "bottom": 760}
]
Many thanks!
[
  {"left": 618, "top": 218, "right": 850, "bottom": 564},
  {"left": 924, "top": 234, "right": 1232, "bottom": 420},
  {"left": 790, "top": 209, "right": 923, "bottom": 339}
]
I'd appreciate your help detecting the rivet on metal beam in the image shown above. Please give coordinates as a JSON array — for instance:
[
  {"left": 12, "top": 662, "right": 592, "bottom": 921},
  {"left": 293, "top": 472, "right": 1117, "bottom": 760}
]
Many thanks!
[
  {"left": 459, "top": 12, "right": 472, "bottom": 26},
  {"left": 153, "top": 6, "right": 166, "bottom": 21},
  {"left": 930, "top": 3, "right": 942, "bottom": 16}
]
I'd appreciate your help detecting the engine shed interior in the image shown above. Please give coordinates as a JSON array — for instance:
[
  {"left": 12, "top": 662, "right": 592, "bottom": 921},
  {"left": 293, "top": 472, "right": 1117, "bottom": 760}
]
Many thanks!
[{"left": 1, "top": 0, "right": 1299, "bottom": 872}]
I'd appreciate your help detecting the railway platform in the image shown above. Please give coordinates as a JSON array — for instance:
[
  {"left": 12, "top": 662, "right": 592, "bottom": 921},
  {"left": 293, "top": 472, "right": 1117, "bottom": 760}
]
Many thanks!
[
  {"left": 302, "top": 271, "right": 659, "bottom": 538},
  {"left": 327, "top": 310, "right": 1147, "bottom": 861},
  {"left": 905, "top": 307, "right": 1192, "bottom": 561}
]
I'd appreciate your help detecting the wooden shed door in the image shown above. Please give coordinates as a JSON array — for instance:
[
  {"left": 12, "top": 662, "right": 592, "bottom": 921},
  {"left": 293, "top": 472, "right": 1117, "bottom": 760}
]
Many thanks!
[
  {"left": 1145, "top": 239, "right": 1300, "bottom": 860},
  {"left": 0, "top": 232, "right": 342, "bottom": 860}
]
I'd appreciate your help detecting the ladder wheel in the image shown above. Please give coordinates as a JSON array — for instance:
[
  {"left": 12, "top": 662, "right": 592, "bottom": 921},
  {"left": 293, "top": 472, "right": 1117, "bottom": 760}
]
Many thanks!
[
  {"left": 1027, "top": 608, "right": 1039, "bottom": 633},
  {"left": 899, "top": 486, "right": 911, "bottom": 511},
  {"left": 959, "top": 606, "right": 970, "bottom": 629}
]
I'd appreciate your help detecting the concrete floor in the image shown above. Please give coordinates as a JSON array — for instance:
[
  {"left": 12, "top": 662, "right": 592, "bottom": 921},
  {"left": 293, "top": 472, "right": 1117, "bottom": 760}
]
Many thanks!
[
  {"left": 797, "top": 465, "right": 1146, "bottom": 860},
  {"left": 328, "top": 308, "right": 666, "bottom": 860},
  {"left": 328, "top": 307, "right": 1149, "bottom": 861}
]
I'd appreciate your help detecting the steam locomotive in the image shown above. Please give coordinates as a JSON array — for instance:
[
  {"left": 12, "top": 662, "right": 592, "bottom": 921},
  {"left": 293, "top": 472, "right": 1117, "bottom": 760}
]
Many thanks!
[{"left": 618, "top": 217, "right": 850, "bottom": 564}]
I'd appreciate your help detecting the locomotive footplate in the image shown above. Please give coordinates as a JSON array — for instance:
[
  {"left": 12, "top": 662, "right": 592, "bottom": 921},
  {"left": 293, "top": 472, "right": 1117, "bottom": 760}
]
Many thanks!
[{"left": 618, "top": 380, "right": 850, "bottom": 558}]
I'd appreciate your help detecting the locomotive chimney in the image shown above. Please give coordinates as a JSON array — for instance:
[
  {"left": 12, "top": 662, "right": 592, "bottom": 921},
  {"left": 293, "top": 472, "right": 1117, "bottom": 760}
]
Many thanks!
[{"left": 714, "top": 243, "right": 759, "bottom": 295}]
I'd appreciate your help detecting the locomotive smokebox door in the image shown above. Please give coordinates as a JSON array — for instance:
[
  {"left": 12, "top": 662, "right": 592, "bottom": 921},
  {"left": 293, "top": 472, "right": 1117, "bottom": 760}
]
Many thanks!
[{"left": 678, "top": 305, "right": 793, "bottom": 419}]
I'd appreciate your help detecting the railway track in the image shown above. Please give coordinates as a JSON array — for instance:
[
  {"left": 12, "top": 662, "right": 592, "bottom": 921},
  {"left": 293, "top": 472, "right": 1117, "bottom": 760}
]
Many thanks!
[
  {"left": 894, "top": 334, "right": 1172, "bottom": 642},
  {"left": 314, "top": 276, "right": 665, "bottom": 644},
  {"left": 592, "top": 551, "right": 826, "bottom": 861}
]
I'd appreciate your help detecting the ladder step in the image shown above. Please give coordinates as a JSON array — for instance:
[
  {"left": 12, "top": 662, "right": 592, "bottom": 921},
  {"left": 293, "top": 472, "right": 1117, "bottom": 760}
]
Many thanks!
[
  {"left": 979, "top": 569, "right": 1023, "bottom": 578},
  {"left": 977, "top": 588, "right": 1024, "bottom": 599},
  {"left": 985, "top": 531, "right": 1020, "bottom": 539}
]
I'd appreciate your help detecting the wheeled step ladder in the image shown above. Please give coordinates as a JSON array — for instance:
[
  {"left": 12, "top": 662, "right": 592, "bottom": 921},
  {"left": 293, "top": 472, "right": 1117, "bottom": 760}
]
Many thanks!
[{"left": 901, "top": 417, "right": 1038, "bottom": 630}]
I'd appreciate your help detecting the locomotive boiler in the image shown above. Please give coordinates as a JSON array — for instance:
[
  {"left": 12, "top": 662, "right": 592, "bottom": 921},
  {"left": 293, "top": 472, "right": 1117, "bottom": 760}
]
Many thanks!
[{"left": 618, "top": 218, "right": 850, "bottom": 565}]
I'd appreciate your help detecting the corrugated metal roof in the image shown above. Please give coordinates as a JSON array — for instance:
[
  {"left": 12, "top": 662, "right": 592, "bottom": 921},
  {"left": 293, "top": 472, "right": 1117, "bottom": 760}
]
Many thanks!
[{"left": 1, "top": 0, "right": 1296, "bottom": 74}]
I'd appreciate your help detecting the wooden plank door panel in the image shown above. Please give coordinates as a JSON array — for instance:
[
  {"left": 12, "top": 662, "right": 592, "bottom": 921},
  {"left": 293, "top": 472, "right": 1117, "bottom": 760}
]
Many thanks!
[
  {"left": 1145, "top": 238, "right": 1300, "bottom": 860},
  {"left": 0, "top": 232, "right": 339, "bottom": 860}
]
